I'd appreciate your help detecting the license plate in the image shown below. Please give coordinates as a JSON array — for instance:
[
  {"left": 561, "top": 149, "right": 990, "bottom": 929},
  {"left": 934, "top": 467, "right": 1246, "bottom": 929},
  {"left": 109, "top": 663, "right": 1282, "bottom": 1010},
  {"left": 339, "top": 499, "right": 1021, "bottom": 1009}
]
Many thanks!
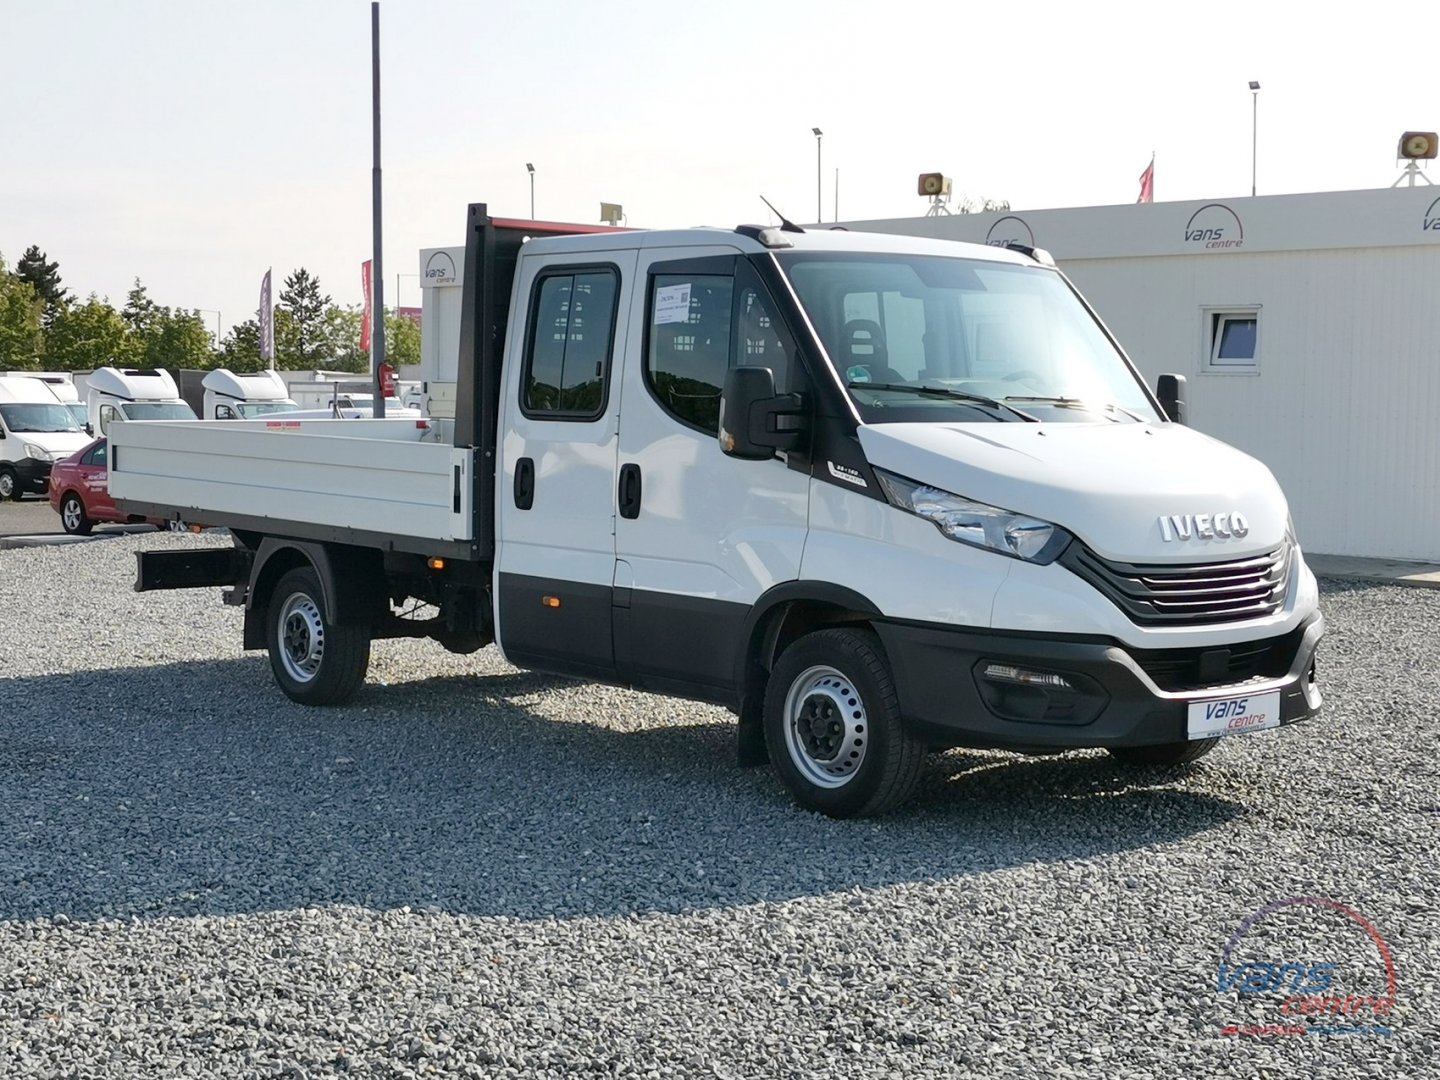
[{"left": 1186, "top": 690, "right": 1282, "bottom": 740}]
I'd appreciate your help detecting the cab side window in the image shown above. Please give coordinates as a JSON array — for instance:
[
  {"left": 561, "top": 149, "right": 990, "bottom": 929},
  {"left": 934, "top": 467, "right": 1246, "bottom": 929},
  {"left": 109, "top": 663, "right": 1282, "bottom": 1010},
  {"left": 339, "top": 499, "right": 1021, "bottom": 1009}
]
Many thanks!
[
  {"left": 647, "top": 269, "right": 795, "bottom": 433},
  {"left": 521, "top": 267, "right": 619, "bottom": 419}
]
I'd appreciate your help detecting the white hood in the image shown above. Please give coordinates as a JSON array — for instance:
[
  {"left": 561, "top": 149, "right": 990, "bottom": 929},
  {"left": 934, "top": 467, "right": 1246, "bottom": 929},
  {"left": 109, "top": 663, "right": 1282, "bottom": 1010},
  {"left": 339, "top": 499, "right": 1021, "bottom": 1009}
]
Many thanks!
[
  {"left": 17, "top": 429, "right": 91, "bottom": 459},
  {"left": 857, "top": 421, "right": 1289, "bottom": 563}
]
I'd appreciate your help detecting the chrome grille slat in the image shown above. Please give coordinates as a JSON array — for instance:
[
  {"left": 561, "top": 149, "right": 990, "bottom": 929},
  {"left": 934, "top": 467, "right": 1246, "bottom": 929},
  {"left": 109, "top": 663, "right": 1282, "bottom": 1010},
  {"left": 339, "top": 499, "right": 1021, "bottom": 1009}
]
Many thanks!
[{"left": 1060, "top": 542, "right": 1291, "bottom": 626}]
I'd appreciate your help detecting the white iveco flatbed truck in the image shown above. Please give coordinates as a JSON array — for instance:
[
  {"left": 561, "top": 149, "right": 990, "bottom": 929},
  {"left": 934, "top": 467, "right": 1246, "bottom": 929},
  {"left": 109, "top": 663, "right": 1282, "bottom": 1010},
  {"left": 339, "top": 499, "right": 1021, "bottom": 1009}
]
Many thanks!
[{"left": 111, "top": 204, "right": 1323, "bottom": 816}]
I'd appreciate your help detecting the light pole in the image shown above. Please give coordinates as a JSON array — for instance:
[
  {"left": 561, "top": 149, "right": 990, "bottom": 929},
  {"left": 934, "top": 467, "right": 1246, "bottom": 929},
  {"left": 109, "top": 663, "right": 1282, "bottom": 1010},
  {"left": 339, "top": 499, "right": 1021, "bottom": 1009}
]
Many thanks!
[
  {"left": 812, "top": 128, "right": 823, "bottom": 222},
  {"left": 194, "top": 309, "right": 221, "bottom": 346},
  {"left": 1249, "top": 80, "right": 1261, "bottom": 197},
  {"left": 526, "top": 162, "right": 535, "bottom": 218}
]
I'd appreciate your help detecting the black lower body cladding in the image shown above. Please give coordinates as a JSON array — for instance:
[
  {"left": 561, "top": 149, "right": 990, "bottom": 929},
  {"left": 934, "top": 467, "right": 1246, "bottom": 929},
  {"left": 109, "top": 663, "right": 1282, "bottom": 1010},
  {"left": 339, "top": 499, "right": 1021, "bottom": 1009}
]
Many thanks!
[{"left": 875, "top": 613, "right": 1323, "bottom": 751}]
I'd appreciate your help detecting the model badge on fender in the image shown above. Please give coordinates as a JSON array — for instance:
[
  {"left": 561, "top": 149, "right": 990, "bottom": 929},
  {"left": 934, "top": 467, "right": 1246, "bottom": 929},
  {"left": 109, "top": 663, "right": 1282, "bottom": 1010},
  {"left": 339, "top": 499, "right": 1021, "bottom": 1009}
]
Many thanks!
[
  {"left": 1158, "top": 512, "right": 1249, "bottom": 541},
  {"left": 826, "top": 461, "right": 867, "bottom": 488}
]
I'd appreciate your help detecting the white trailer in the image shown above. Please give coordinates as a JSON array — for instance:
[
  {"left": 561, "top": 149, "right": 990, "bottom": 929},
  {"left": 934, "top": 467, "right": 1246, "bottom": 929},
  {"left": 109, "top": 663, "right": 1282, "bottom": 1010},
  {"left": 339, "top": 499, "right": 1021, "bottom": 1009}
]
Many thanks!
[{"left": 111, "top": 205, "right": 1323, "bottom": 816}]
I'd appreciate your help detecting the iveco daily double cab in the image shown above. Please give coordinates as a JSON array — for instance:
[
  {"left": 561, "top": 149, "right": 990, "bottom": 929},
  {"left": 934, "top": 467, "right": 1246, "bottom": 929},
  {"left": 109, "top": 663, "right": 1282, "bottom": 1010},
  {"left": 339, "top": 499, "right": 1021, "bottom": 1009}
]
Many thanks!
[{"left": 113, "top": 207, "right": 1323, "bottom": 816}]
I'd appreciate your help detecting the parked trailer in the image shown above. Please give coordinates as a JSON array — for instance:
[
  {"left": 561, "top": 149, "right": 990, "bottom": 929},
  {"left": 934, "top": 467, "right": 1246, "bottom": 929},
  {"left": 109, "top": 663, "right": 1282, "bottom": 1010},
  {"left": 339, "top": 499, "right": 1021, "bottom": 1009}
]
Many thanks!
[{"left": 111, "top": 205, "right": 1323, "bottom": 816}]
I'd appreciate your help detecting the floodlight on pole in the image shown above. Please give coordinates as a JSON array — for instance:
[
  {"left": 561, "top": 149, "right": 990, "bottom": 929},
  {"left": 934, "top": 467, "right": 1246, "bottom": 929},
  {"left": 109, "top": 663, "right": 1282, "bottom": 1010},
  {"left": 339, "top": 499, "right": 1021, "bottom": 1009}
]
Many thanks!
[
  {"left": 1248, "top": 80, "right": 1260, "bottom": 197},
  {"left": 526, "top": 162, "right": 535, "bottom": 218},
  {"left": 812, "top": 128, "right": 823, "bottom": 222}
]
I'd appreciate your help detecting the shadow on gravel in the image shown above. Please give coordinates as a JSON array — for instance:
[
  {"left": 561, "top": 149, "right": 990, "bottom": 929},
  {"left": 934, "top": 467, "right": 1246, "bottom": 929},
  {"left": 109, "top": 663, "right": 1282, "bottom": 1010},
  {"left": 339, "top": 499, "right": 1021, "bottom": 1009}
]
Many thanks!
[{"left": 0, "top": 659, "right": 1244, "bottom": 924}]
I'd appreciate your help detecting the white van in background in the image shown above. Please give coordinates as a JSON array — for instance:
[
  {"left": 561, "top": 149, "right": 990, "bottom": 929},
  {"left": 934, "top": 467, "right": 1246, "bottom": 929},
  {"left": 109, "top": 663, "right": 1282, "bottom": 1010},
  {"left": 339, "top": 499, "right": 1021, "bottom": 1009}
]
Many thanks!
[
  {"left": 0, "top": 375, "right": 91, "bottom": 500},
  {"left": 87, "top": 367, "right": 198, "bottom": 435},
  {"left": 201, "top": 368, "right": 300, "bottom": 419}
]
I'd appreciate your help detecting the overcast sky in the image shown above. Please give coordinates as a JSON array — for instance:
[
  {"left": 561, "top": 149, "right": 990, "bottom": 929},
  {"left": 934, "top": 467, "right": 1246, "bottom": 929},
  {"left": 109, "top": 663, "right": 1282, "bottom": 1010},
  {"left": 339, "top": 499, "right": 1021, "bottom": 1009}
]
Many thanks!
[{"left": 2, "top": 0, "right": 1432, "bottom": 339}]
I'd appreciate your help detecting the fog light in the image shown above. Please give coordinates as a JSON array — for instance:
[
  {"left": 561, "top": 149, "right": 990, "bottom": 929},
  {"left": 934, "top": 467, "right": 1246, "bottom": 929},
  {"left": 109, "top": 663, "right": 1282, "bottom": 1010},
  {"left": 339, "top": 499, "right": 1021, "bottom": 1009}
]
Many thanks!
[{"left": 983, "top": 663, "right": 1075, "bottom": 691}]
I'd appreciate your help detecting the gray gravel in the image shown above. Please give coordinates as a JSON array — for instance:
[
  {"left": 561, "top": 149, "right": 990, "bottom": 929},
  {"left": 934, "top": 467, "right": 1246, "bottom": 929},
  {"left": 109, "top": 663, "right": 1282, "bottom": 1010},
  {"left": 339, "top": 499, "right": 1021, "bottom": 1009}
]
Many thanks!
[{"left": 1, "top": 533, "right": 1435, "bottom": 1077}]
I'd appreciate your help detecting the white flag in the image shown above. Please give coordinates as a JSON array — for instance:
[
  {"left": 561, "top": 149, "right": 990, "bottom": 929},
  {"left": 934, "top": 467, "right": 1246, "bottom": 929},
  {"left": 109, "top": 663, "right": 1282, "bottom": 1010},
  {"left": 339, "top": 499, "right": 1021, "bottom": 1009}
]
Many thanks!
[{"left": 258, "top": 269, "right": 274, "bottom": 363}]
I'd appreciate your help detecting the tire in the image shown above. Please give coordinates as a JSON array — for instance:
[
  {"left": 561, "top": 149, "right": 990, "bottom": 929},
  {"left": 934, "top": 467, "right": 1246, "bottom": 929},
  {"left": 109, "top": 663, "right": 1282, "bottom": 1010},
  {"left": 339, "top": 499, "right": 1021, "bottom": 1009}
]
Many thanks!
[
  {"left": 764, "top": 627, "right": 925, "bottom": 817},
  {"left": 59, "top": 492, "right": 93, "bottom": 536},
  {"left": 265, "top": 567, "right": 371, "bottom": 705},
  {"left": 1108, "top": 737, "right": 1219, "bottom": 767},
  {"left": 0, "top": 467, "right": 19, "bottom": 501}
]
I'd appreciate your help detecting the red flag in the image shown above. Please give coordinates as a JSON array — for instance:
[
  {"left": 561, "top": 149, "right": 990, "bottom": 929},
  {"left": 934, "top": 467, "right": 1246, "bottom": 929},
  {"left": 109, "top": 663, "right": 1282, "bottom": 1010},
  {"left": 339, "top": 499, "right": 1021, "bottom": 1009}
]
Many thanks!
[
  {"left": 1137, "top": 157, "right": 1155, "bottom": 204},
  {"left": 360, "top": 260, "right": 374, "bottom": 353}
]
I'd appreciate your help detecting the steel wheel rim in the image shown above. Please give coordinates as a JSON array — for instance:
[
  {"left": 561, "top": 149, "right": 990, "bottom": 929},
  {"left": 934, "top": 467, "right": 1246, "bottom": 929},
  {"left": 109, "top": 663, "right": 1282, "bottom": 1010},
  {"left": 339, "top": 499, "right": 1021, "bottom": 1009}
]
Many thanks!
[
  {"left": 0, "top": 473, "right": 12, "bottom": 498},
  {"left": 62, "top": 497, "right": 83, "bottom": 530},
  {"left": 278, "top": 590, "right": 325, "bottom": 683},
  {"left": 782, "top": 664, "right": 869, "bottom": 789}
]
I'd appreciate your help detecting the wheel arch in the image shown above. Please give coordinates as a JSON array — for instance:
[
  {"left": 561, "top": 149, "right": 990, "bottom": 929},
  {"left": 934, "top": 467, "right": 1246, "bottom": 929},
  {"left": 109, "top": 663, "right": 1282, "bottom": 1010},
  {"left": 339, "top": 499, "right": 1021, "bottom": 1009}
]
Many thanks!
[
  {"left": 243, "top": 538, "right": 386, "bottom": 650},
  {"left": 735, "top": 582, "right": 883, "bottom": 713}
]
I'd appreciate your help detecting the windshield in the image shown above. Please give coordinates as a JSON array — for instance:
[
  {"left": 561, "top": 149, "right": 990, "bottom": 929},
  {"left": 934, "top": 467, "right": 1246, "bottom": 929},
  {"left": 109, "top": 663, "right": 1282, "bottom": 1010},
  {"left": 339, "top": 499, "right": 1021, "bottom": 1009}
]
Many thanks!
[
  {"left": 237, "top": 401, "right": 299, "bottom": 418},
  {"left": 0, "top": 403, "right": 81, "bottom": 433},
  {"left": 779, "top": 252, "right": 1159, "bottom": 424},
  {"left": 121, "top": 402, "right": 197, "bottom": 421}
]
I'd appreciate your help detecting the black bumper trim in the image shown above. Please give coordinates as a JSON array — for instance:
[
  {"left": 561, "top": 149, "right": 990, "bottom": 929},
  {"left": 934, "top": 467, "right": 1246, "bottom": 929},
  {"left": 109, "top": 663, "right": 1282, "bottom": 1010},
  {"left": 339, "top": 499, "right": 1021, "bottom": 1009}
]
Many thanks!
[
  {"left": 14, "top": 457, "right": 53, "bottom": 493},
  {"left": 874, "top": 612, "right": 1324, "bottom": 752}
]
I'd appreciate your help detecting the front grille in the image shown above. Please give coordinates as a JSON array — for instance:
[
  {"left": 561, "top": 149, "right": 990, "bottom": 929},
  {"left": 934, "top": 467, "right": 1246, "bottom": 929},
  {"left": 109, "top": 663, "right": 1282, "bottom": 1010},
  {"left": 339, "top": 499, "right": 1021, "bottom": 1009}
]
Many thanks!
[
  {"left": 1060, "top": 541, "right": 1291, "bottom": 626},
  {"left": 1127, "top": 624, "right": 1306, "bottom": 691}
]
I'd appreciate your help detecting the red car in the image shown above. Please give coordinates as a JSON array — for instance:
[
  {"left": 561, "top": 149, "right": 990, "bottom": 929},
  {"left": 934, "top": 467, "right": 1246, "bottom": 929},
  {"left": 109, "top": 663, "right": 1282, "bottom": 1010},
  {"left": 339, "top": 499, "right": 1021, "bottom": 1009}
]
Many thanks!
[{"left": 49, "top": 439, "right": 172, "bottom": 535}]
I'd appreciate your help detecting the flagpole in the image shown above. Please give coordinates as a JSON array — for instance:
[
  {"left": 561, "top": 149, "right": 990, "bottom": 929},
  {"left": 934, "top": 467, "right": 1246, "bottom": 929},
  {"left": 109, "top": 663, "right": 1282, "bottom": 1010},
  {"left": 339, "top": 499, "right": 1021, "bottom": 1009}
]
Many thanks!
[{"left": 369, "top": 1, "right": 386, "bottom": 418}]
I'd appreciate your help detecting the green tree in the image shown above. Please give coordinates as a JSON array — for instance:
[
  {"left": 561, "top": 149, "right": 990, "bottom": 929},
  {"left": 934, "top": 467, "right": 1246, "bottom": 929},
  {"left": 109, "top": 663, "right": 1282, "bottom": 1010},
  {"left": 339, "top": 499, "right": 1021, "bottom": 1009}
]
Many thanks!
[
  {"left": 218, "top": 318, "right": 264, "bottom": 372},
  {"left": 121, "top": 279, "right": 162, "bottom": 338},
  {"left": 0, "top": 253, "right": 45, "bottom": 367},
  {"left": 383, "top": 310, "right": 420, "bottom": 368},
  {"left": 320, "top": 304, "right": 366, "bottom": 372},
  {"left": 144, "top": 309, "right": 216, "bottom": 370},
  {"left": 277, "top": 268, "right": 332, "bottom": 365},
  {"left": 44, "top": 294, "right": 134, "bottom": 371},
  {"left": 13, "top": 245, "right": 71, "bottom": 329}
]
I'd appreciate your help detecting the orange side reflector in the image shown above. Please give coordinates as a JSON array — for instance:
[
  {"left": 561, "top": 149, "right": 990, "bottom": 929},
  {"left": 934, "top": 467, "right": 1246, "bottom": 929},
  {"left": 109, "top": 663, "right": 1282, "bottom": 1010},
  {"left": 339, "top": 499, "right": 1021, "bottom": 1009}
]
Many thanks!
[
  {"left": 428, "top": 557, "right": 446, "bottom": 570},
  {"left": 542, "top": 596, "right": 561, "bottom": 608}
]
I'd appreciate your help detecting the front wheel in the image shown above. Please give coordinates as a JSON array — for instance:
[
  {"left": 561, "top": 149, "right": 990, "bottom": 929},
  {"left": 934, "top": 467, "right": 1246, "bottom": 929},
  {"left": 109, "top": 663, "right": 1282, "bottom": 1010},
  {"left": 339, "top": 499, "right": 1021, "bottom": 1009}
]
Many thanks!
[
  {"left": 1108, "top": 738, "right": 1219, "bottom": 766},
  {"left": 764, "top": 628, "right": 924, "bottom": 817},
  {"left": 266, "top": 567, "right": 371, "bottom": 705},
  {"left": 60, "top": 493, "right": 93, "bottom": 535},
  {"left": 0, "top": 467, "right": 19, "bottom": 501}
]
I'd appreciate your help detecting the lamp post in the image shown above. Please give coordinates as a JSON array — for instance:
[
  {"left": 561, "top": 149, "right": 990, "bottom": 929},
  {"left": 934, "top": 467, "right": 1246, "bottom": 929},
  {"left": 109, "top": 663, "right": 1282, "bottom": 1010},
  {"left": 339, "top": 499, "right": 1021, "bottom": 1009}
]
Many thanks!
[
  {"left": 811, "top": 128, "right": 823, "bottom": 222},
  {"left": 1249, "top": 80, "right": 1261, "bottom": 197},
  {"left": 526, "top": 162, "right": 535, "bottom": 218},
  {"left": 194, "top": 309, "right": 221, "bottom": 346}
]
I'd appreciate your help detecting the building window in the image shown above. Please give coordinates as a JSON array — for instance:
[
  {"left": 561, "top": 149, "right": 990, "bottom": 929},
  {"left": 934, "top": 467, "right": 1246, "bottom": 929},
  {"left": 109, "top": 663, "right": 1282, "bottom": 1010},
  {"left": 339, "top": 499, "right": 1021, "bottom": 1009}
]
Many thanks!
[{"left": 1204, "top": 308, "right": 1261, "bottom": 374}]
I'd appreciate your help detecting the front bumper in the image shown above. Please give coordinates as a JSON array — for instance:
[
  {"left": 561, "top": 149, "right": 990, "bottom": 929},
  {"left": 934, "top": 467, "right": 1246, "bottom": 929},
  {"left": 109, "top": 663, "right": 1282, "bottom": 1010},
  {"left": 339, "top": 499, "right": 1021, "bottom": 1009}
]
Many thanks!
[
  {"left": 13, "top": 457, "right": 53, "bottom": 494},
  {"left": 875, "top": 611, "right": 1323, "bottom": 751}
]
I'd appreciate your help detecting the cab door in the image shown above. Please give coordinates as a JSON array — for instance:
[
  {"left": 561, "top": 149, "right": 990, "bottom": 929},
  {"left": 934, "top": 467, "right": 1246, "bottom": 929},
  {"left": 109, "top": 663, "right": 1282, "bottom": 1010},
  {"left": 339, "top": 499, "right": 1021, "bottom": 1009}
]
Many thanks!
[
  {"left": 494, "top": 249, "right": 637, "bottom": 679},
  {"left": 612, "top": 248, "right": 811, "bottom": 698}
]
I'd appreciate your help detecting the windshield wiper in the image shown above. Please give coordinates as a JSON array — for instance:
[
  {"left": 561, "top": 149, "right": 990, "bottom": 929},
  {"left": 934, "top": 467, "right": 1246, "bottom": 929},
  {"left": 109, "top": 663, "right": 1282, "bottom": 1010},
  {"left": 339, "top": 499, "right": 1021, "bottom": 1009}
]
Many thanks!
[
  {"left": 1003, "top": 395, "right": 1145, "bottom": 422},
  {"left": 849, "top": 383, "right": 1039, "bottom": 422}
]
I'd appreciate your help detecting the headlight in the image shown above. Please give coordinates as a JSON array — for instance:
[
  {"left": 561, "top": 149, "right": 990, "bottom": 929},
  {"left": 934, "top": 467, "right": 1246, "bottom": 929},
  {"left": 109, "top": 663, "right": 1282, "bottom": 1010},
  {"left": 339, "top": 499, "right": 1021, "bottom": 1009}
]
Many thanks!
[
  {"left": 875, "top": 469, "right": 1070, "bottom": 563},
  {"left": 23, "top": 444, "right": 52, "bottom": 462}
]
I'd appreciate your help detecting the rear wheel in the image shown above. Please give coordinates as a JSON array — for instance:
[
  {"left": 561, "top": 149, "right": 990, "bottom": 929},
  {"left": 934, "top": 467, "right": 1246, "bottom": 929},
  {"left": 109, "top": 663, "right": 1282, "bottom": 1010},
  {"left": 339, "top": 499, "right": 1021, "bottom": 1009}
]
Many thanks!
[
  {"left": 764, "top": 628, "right": 924, "bottom": 817},
  {"left": 266, "top": 567, "right": 371, "bottom": 705},
  {"left": 0, "top": 467, "right": 19, "bottom": 501},
  {"left": 59, "top": 493, "right": 92, "bottom": 535},
  {"left": 1108, "top": 738, "right": 1219, "bottom": 766}
]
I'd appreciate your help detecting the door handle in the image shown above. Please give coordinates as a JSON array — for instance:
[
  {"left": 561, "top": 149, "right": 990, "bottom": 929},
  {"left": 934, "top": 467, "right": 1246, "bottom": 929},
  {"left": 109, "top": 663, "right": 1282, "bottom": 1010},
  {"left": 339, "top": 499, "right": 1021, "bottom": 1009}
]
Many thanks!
[
  {"left": 618, "top": 463, "right": 642, "bottom": 519},
  {"left": 514, "top": 457, "right": 535, "bottom": 510}
]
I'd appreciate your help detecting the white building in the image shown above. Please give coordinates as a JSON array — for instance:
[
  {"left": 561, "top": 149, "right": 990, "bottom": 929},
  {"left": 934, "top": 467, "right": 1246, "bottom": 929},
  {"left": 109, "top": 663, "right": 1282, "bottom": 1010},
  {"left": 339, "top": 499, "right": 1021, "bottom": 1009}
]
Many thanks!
[{"left": 846, "top": 186, "right": 1440, "bottom": 561}]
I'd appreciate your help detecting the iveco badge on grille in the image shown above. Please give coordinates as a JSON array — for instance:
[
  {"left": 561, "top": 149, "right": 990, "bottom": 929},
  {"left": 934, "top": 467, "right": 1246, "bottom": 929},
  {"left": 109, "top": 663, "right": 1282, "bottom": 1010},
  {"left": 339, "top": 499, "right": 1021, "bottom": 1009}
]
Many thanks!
[{"left": 1158, "top": 512, "right": 1249, "bottom": 542}]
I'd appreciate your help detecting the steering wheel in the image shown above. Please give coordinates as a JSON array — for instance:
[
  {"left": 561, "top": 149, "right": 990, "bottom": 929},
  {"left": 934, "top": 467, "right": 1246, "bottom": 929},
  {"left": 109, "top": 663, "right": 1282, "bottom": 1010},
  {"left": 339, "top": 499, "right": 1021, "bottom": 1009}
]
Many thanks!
[{"left": 1003, "top": 369, "right": 1043, "bottom": 382}]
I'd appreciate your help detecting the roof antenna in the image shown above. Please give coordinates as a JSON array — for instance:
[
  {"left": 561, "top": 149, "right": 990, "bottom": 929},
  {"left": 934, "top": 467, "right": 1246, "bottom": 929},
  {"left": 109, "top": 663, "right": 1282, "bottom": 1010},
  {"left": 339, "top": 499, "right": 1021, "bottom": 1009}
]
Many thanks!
[{"left": 759, "top": 195, "right": 805, "bottom": 233}]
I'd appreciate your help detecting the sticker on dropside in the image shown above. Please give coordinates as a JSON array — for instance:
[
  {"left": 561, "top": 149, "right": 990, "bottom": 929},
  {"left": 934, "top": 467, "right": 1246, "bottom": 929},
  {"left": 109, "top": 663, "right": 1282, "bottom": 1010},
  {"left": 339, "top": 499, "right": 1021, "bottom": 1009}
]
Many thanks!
[{"left": 1187, "top": 690, "right": 1281, "bottom": 740}]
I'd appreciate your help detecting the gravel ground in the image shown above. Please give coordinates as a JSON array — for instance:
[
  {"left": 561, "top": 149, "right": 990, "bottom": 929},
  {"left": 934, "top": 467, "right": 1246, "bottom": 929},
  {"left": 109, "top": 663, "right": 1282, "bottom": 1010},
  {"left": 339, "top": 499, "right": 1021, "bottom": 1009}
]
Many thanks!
[{"left": 1, "top": 533, "right": 1435, "bottom": 1078}]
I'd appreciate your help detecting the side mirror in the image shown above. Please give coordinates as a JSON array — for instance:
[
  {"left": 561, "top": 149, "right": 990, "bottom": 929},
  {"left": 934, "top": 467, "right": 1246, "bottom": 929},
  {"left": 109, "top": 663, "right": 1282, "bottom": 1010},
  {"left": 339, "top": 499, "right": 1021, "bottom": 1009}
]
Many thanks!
[
  {"left": 1156, "top": 373, "right": 1186, "bottom": 425},
  {"left": 719, "top": 366, "right": 805, "bottom": 460},
  {"left": 84, "top": 423, "right": 94, "bottom": 437}
]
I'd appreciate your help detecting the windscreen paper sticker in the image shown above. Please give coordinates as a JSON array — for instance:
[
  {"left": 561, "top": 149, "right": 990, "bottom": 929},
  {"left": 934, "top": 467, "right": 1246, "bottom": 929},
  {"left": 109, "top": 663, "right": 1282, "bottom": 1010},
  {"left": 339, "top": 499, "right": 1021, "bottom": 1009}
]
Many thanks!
[{"left": 654, "top": 283, "right": 692, "bottom": 324}]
